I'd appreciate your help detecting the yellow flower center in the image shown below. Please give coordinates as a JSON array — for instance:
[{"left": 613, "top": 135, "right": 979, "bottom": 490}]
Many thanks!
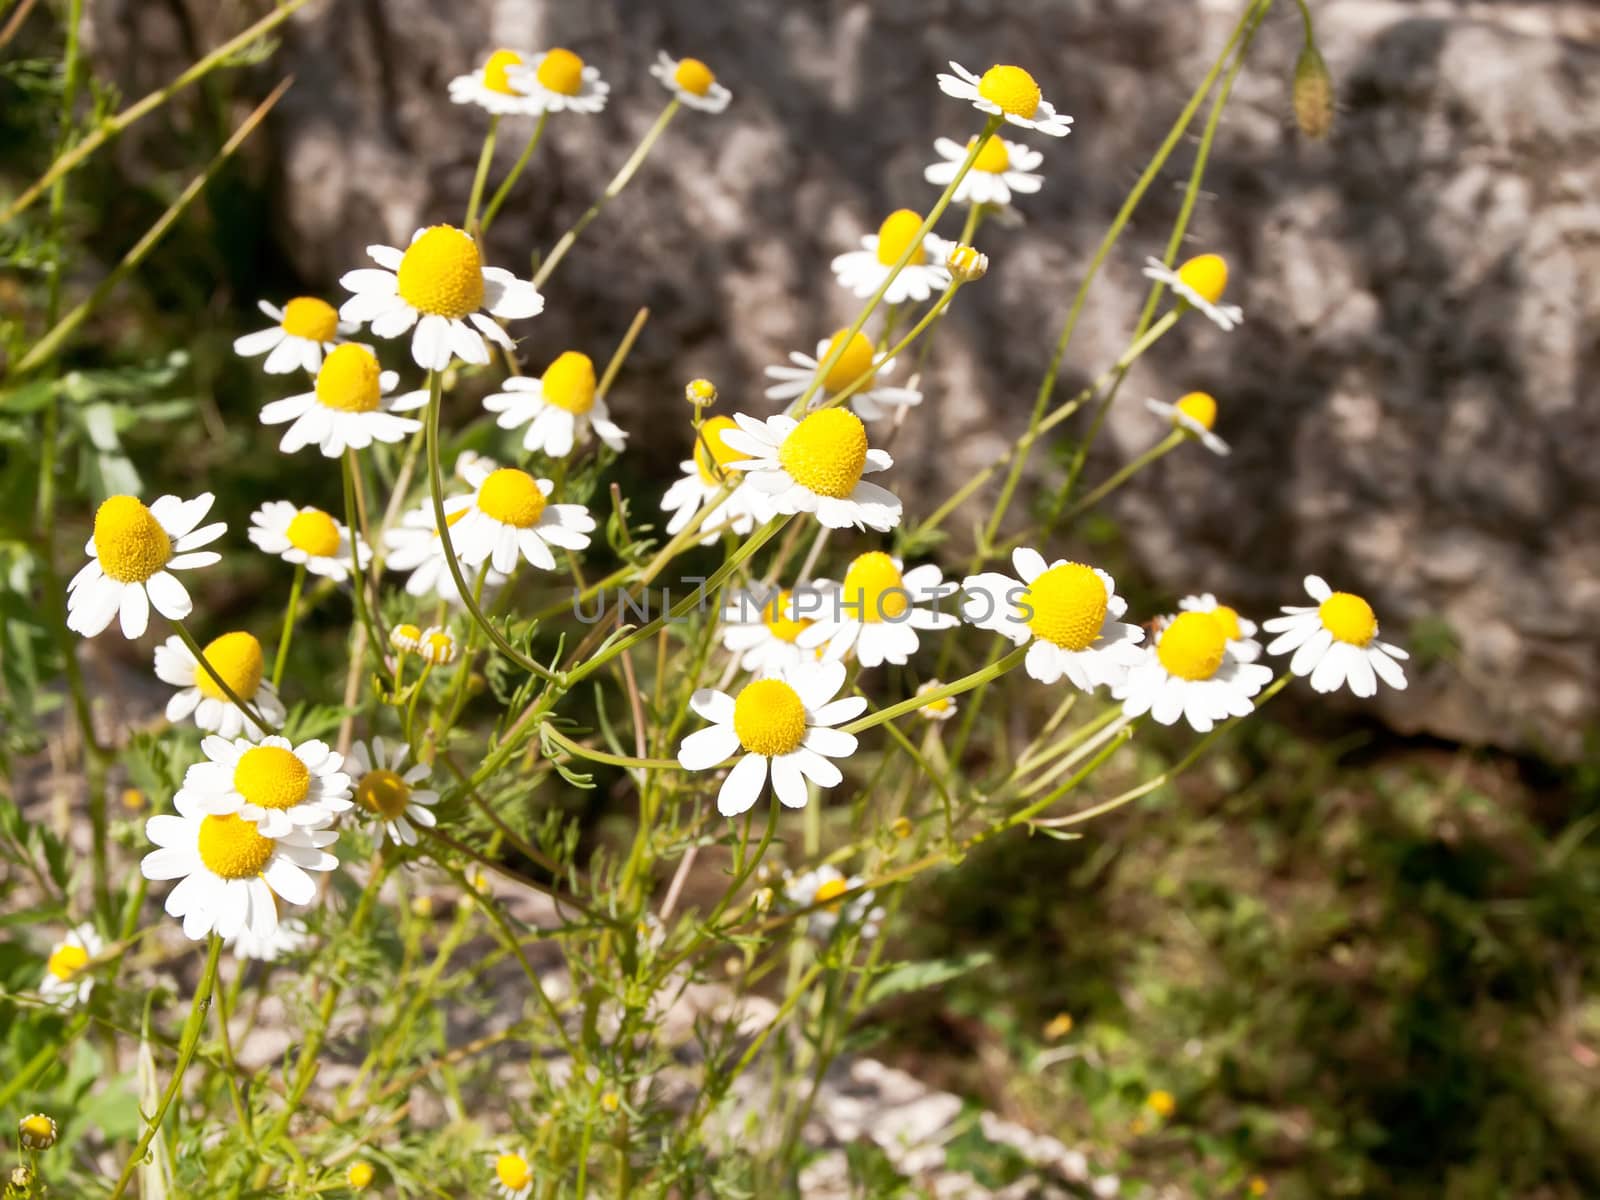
[
  {"left": 392, "top": 622, "right": 421, "bottom": 649},
  {"left": 977, "top": 65, "right": 1041, "bottom": 119},
  {"left": 193, "top": 631, "right": 265, "bottom": 703},
  {"left": 922, "top": 694, "right": 953, "bottom": 715},
  {"left": 818, "top": 329, "right": 877, "bottom": 393},
  {"left": 356, "top": 768, "right": 411, "bottom": 820},
  {"left": 732, "top": 678, "right": 808, "bottom": 757},
  {"left": 840, "top": 551, "right": 909, "bottom": 622},
  {"left": 1172, "top": 391, "right": 1218, "bottom": 431},
  {"left": 197, "top": 813, "right": 276, "bottom": 879},
  {"left": 477, "top": 467, "right": 547, "bottom": 528},
  {"left": 1023, "top": 563, "right": 1107, "bottom": 651},
  {"left": 1175, "top": 254, "right": 1229, "bottom": 305},
  {"left": 1156, "top": 611, "right": 1227, "bottom": 681},
  {"left": 481, "top": 48, "right": 523, "bottom": 95},
  {"left": 47, "top": 943, "right": 89, "bottom": 981},
  {"left": 539, "top": 350, "right": 597, "bottom": 414},
  {"left": 1147, "top": 1090, "right": 1177, "bottom": 1117},
  {"left": 422, "top": 631, "right": 456, "bottom": 663},
  {"left": 673, "top": 57, "right": 715, "bottom": 96},
  {"left": 19, "top": 1115, "right": 54, "bottom": 1141},
  {"left": 535, "top": 47, "right": 585, "bottom": 96},
  {"left": 813, "top": 876, "right": 849, "bottom": 909},
  {"left": 694, "top": 415, "right": 749, "bottom": 485},
  {"left": 93, "top": 495, "right": 171, "bottom": 584},
  {"left": 314, "top": 343, "right": 383, "bottom": 413},
  {"left": 778, "top": 408, "right": 869, "bottom": 499},
  {"left": 347, "top": 1162, "right": 376, "bottom": 1189},
  {"left": 233, "top": 745, "right": 311, "bottom": 811},
  {"left": 396, "top": 225, "right": 484, "bottom": 319},
  {"left": 496, "top": 1153, "right": 532, "bottom": 1190},
  {"left": 279, "top": 296, "right": 338, "bottom": 342},
  {"left": 286, "top": 508, "right": 343, "bottom": 558},
  {"left": 874, "top": 209, "right": 927, "bottom": 267},
  {"left": 1319, "top": 592, "right": 1377, "bottom": 646},
  {"left": 968, "top": 134, "right": 1011, "bottom": 174},
  {"left": 1209, "top": 604, "right": 1244, "bottom": 641},
  {"left": 761, "top": 589, "right": 812, "bottom": 643}
]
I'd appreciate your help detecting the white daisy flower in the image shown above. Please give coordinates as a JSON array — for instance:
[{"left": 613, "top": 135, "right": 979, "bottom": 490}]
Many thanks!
[
  {"left": 799, "top": 553, "right": 959, "bottom": 669},
  {"left": 66, "top": 493, "right": 224, "bottom": 640},
  {"left": 448, "top": 48, "right": 544, "bottom": 116},
  {"left": 228, "top": 915, "right": 311, "bottom": 962},
  {"left": 259, "top": 343, "right": 428, "bottom": 457},
  {"left": 1145, "top": 391, "right": 1230, "bottom": 456},
  {"left": 763, "top": 328, "right": 922, "bottom": 422},
  {"left": 1141, "top": 253, "right": 1243, "bottom": 331},
  {"left": 960, "top": 548, "right": 1146, "bottom": 690},
  {"left": 649, "top": 51, "right": 731, "bottom": 113},
  {"left": 233, "top": 297, "right": 355, "bottom": 375},
  {"left": 677, "top": 661, "right": 866, "bottom": 817},
  {"left": 154, "top": 631, "right": 287, "bottom": 741},
  {"left": 140, "top": 790, "right": 338, "bottom": 942},
  {"left": 721, "top": 409, "right": 902, "bottom": 532},
  {"left": 720, "top": 587, "right": 822, "bottom": 678},
  {"left": 915, "top": 679, "right": 959, "bottom": 721},
  {"left": 383, "top": 497, "right": 508, "bottom": 605},
  {"left": 1261, "top": 575, "right": 1409, "bottom": 697},
  {"left": 175, "top": 734, "right": 352, "bottom": 838},
  {"left": 247, "top": 501, "right": 372, "bottom": 581},
  {"left": 783, "top": 865, "right": 883, "bottom": 941},
  {"left": 936, "top": 62, "right": 1073, "bottom": 136},
  {"left": 339, "top": 224, "right": 545, "bottom": 371},
  {"left": 482, "top": 350, "right": 627, "bottom": 458},
  {"left": 347, "top": 738, "right": 440, "bottom": 847},
  {"left": 418, "top": 625, "right": 459, "bottom": 666},
  {"left": 454, "top": 448, "right": 500, "bottom": 482},
  {"left": 660, "top": 415, "right": 773, "bottom": 545},
  {"left": 1177, "top": 593, "right": 1261, "bottom": 663},
  {"left": 924, "top": 135, "right": 1044, "bottom": 208},
  {"left": 492, "top": 1149, "right": 534, "bottom": 1200},
  {"left": 507, "top": 47, "right": 609, "bottom": 114},
  {"left": 39, "top": 923, "right": 103, "bottom": 1007},
  {"left": 1116, "top": 610, "right": 1274, "bottom": 732},
  {"left": 830, "top": 209, "right": 952, "bottom": 304},
  {"left": 445, "top": 459, "right": 596, "bottom": 574}
]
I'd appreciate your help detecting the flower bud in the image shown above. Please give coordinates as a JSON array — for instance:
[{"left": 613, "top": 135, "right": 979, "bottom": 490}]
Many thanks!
[
  {"left": 346, "top": 1161, "right": 376, "bottom": 1190},
  {"left": 1292, "top": 43, "right": 1334, "bottom": 140},
  {"left": 18, "top": 1113, "right": 56, "bottom": 1151},
  {"left": 890, "top": 816, "right": 913, "bottom": 839},
  {"left": 946, "top": 243, "right": 989, "bottom": 283},
  {"left": 390, "top": 622, "right": 422, "bottom": 654},
  {"left": 685, "top": 377, "right": 718, "bottom": 408},
  {"left": 121, "top": 787, "right": 147, "bottom": 812}
]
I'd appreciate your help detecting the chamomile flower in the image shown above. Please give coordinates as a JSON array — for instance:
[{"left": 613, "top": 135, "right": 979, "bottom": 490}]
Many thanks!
[
  {"left": 649, "top": 51, "right": 731, "bottom": 112},
  {"left": 383, "top": 497, "right": 509, "bottom": 604},
  {"left": 390, "top": 623, "right": 422, "bottom": 654},
  {"left": 140, "top": 790, "right": 338, "bottom": 942},
  {"left": 18, "top": 1113, "right": 57, "bottom": 1151},
  {"left": 339, "top": 225, "right": 544, "bottom": 370},
  {"left": 346, "top": 1161, "right": 377, "bottom": 1191},
  {"left": 347, "top": 738, "right": 440, "bottom": 847},
  {"left": 508, "top": 47, "right": 609, "bottom": 114},
  {"left": 937, "top": 62, "right": 1073, "bottom": 136},
  {"left": 1116, "top": 610, "right": 1273, "bottom": 731},
  {"left": 916, "top": 679, "right": 959, "bottom": 721},
  {"left": 720, "top": 587, "right": 821, "bottom": 677},
  {"left": 228, "top": 915, "right": 310, "bottom": 962},
  {"left": 960, "top": 548, "right": 1145, "bottom": 690},
  {"left": 722, "top": 408, "right": 902, "bottom": 531},
  {"left": 830, "top": 210, "right": 952, "bottom": 303},
  {"left": 799, "top": 554, "right": 959, "bottom": 668},
  {"left": 924, "top": 135, "right": 1044, "bottom": 208},
  {"left": 1177, "top": 593, "right": 1261, "bottom": 662},
  {"left": 491, "top": 1148, "right": 534, "bottom": 1200},
  {"left": 482, "top": 350, "right": 627, "bottom": 457},
  {"left": 763, "top": 329, "right": 922, "bottom": 422},
  {"left": 233, "top": 297, "right": 355, "bottom": 375},
  {"left": 1141, "top": 253, "right": 1243, "bottom": 331},
  {"left": 677, "top": 661, "right": 866, "bottom": 817},
  {"left": 176, "top": 735, "right": 352, "bottom": 838},
  {"left": 660, "top": 415, "right": 772, "bottom": 544},
  {"left": 67, "top": 493, "right": 223, "bottom": 640},
  {"left": 418, "top": 625, "right": 459, "bottom": 665},
  {"left": 1145, "top": 391, "right": 1230, "bottom": 456},
  {"left": 1261, "top": 575, "right": 1409, "bottom": 696},
  {"left": 783, "top": 865, "right": 883, "bottom": 941},
  {"left": 39, "top": 923, "right": 103, "bottom": 1007},
  {"left": 444, "top": 460, "right": 595, "bottom": 574},
  {"left": 154, "top": 631, "right": 287, "bottom": 740},
  {"left": 449, "top": 48, "right": 544, "bottom": 116},
  {"left": 248, "top": 501, "right": 371, "bottom": 581},
  {"left": 259, "top": 344, "right": 427, "bottom": 457}
]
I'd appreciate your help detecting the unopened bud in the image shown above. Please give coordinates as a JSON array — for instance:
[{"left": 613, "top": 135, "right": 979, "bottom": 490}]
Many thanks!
[
  {"left": 890, "top": 816, "right": 913, "bottom": 839},
  {"left": 18, "top": 1113, "right": 56, "bottom": 1151},
  {"left": 1292, "top": 43, "right": 1334, "bottom": 140},
  {"left": 685, "top": 377, "right": 718, "bottom": 408},
  {"left": 600, "top": 1090, "right": 621, "bottom": 1113},
  {"left": 410, "top": 894, "right": 434, "bottom": 919},
  {"left": 9, "top": 1165, "right": 34, "bottom": 1190},
  {"left": 121, "top": 787, "right": 147, "bottom": 812},
  {"left": 946, "top": 244, "right": 989, "bottom": 283}
]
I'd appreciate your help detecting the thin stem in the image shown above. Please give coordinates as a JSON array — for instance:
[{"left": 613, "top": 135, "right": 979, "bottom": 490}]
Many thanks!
[
  {"left": 271, "top": 562, "right": 306, "bottom": 690},
  {"left": 842, "top": 645, "right": 1026, "bottom": 735},
  {"left": 481, "top": 111, "right": 548, "bottom": 234},
  {"left": 1052, "top": 430, "right": 1184, "bottom": 525},
  {"left": 464, "top": 114, "right": 500, "bottom": 234},
  {"left": 543, "top": 724, "right": 679, "bottom": 772},
  {"left": 341, "top": 450, "right": 385, "bottom": 669}
]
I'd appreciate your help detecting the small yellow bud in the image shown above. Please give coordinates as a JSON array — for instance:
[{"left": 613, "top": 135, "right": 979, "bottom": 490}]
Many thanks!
[
  {"left": 410, "top": 894, "right": 434, "bottom": 919},
  {"left": 390, "top": 622, "right": 422, "bottom": 654},
  {"left": 18, "top": 1113, "right": 57, "bottom": 1151},
  {"left": 600, "top": 1090, "right": 620, "bottom": 1113},
  {"left": 1145, "top": 1089, "right": 1176, "bottom": 1118},
  {"left": 1043, "top": 1012, "right": 1074, "bottom": 1040},
  {"left": 346, "top": 1160, "right": 376, "bottom": 1190},
  {"left": 1248, "top": 1178, "right": 1269, "bottom": 1197},
  {"left": 685, "top": 377, "right": 718, "bottom": 408},
  {"left": 890, "top": 816, "right": 913, "bottom": 840},
  {"left": 1292, "top": 43, "right": 1334, "bottom": 139},
  {"left": 120, "top": 787, "right": 147, "bottom": 812},
  {"left": 946, "top": 243, "right": 989, "bottom": 283}
]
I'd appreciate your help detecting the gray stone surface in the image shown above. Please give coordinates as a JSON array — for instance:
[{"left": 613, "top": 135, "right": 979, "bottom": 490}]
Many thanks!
[{"left": 83, "top": 0, "right": 1600, "bottom": 757}]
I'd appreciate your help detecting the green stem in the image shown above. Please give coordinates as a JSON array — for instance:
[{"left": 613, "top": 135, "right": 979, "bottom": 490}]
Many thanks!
[
  {"left": 341, "top": 450, "right": 385, "bottom": 670},
  {"left": 543, "top": 724, "right": 679, "bottom": 771},
  {"left": 464, "top": 114, "right": 500, "bottom": 234},
  {"left": 1051, "top": 430, "right": 1184, "bottom": 526},
  {"left": 481, "top": 111, "right": 548, "bottom": 234},
  {"left": 841, "top": 646, "right": 1027, "bottom": 735},
  {"left": 271, "top": 562, "right": 305, "bottom": 690}
]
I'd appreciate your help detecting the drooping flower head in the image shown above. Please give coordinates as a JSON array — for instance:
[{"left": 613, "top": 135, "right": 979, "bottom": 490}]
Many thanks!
[
  {"left": 1141, "top": 253, "right": 1243, "bottom": 331},
  {"left": 1145, "top": 391, "right": 1230, "bottom": 456}
]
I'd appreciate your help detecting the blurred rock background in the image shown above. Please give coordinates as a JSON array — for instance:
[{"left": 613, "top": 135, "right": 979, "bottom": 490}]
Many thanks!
[{"left": 78, "top": 0, "right": 1600, "bottom": 759}]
